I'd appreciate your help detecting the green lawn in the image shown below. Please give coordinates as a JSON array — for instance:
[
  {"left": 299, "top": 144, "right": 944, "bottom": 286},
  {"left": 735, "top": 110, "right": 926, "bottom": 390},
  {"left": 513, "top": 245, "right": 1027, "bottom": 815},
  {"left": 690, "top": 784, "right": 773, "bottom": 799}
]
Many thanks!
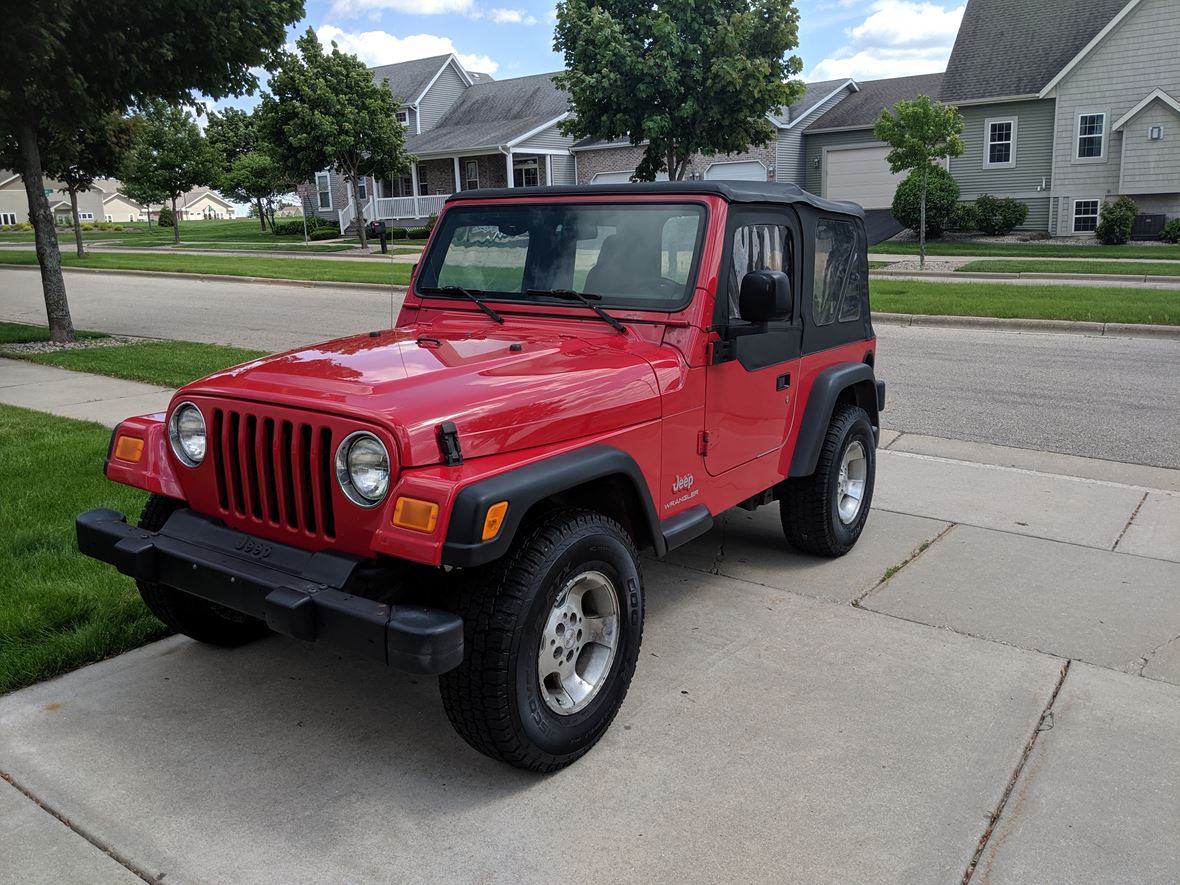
[
  {"left": 957, "top": 259, "right": 1180, "bottom": 277},
  {"left": 0, "top": 321, "right": 106, "bottom": 344},
  {"left": 111, "top": 241, "right": 357, "bottom": 253},
  {"left": 870, "top": 240, "right": 1180, "bottom": 260},
  {"left": 4, "top": 340, "right": 269, "bottom": 388},
  {"left": 0, "top": 250, "right": 412, "bottom": 286},
  {"left": 0, "top": 405, "right": 163, "bottom": 695},
  {"left": 870, "top": 280, "right": 1180, "bottom": 325}
]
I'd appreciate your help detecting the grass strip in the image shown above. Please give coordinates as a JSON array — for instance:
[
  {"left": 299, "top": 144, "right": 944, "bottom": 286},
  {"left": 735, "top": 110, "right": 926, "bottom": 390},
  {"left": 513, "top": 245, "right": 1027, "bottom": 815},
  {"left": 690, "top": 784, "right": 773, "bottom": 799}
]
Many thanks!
[
  {"left": 870, "top": 280, "right": 1179, "bottom": 325},
  {"left": 0, "top": 321, "right": 106, "bottom": 344},
  {"left": 956, "top": 259, "right": 1180, "bottom": 277},
  {"left": 870, "top": 241, "right": 1180, "bottom": 260},
  {"left": 0, "top": 404, "right": 163, "bottom": 695}
]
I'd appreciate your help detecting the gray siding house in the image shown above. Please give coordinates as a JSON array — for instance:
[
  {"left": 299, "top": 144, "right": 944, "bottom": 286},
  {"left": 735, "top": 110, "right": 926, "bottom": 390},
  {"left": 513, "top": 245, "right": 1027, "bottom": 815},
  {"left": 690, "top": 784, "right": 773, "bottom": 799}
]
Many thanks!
[
  {"left": 307, "top": 56, "right": 577, "bottom": 230},
  {"left": 800, "top": 0, "right": 1179, "bottom": 235}
]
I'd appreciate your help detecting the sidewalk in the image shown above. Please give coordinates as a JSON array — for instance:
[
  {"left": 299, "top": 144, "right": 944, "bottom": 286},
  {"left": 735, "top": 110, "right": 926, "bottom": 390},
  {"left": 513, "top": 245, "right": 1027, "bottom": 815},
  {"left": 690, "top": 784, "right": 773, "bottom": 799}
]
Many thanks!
[
  {"left": 2, "top": 369, "right": 1179, "bottom": 883},
  {"left": 0, "top": 359, "right": 171, "bottom": 426}
]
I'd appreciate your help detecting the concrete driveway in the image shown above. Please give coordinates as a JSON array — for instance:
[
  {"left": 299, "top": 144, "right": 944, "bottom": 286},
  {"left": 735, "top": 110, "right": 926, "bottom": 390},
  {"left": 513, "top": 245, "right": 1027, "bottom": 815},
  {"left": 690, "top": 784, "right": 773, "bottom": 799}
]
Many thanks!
[{"left": 2, "top": 435, "right": 1178, "bottom": 884}]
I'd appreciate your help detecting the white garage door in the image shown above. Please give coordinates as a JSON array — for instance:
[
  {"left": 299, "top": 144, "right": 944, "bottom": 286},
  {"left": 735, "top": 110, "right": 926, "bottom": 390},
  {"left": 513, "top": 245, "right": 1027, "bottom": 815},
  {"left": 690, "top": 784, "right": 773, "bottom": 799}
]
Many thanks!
[
  {"left": 824, "top": 145, "right": 904, "bottom": 209},
  {"left": 591, "top": 170, "right": 668, "bottom": 183},
  {"left": 704, "top": 160, "right": 767, "bottom": 181}
]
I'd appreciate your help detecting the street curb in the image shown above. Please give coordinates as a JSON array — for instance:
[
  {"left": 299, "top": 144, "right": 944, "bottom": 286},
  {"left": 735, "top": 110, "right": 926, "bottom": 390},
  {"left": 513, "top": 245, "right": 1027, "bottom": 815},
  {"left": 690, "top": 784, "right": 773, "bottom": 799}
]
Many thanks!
[
  {"left": 872, "top": 311, "right": 1180, "bottom": 339},
  {"left": 4, "top": 263, "right": 1176, "bottom": 339}
]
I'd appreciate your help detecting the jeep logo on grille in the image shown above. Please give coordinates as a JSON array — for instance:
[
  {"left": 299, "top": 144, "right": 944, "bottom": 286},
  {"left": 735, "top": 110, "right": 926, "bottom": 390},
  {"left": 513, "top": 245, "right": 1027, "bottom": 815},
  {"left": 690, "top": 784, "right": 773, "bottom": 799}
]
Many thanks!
[
  {"left": 235, "top": 538, "right": 272, "bottom": 558},
  {"left": 672, "top": 473, "right": 694, "bottom": 493}
]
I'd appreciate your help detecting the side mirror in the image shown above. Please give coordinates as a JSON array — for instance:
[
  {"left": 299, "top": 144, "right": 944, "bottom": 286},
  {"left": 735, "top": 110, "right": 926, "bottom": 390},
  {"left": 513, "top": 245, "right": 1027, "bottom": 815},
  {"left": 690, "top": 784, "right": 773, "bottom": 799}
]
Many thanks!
[{"left": 738, "top": 270, "right": 793, "bottom": 323}]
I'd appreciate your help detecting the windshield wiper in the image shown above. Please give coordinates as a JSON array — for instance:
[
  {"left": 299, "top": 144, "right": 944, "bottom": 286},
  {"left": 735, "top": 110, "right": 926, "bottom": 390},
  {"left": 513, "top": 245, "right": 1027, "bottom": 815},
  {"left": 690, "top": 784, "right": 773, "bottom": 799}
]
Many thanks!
[
  {"left": 421, "top": 285, "right": 504, "bottom": 324},
  {"left": 526, "top": 288, "right": 626, "bottom": 333}
]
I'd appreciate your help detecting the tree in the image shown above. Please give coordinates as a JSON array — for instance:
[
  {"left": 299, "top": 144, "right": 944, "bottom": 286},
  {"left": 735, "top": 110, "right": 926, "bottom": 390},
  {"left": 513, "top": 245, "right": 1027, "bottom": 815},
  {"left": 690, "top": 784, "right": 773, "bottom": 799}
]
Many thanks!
[
  {"left": 207, "top": 108, "right": 282, "bottom": 231},
  {"left": 553, "top": 0, "right": 804, "bottom": 181},
  {"left": 260, "top": 29, "right": 413, "bottom": 248},
  {"left": 891, "top": 165, "right": 959, "bottom": 239},
  {"left": 873, "top": 95, "right": 964, "bottom": 268},
  {"left": 120, "top": 101, "right": 220, "bottom": 246},
  {"left": 42, "top": 112, "right": 142, "bottom": 257},
  {"left": 0, "top": 1, "right": 303, "bottom": 343}
]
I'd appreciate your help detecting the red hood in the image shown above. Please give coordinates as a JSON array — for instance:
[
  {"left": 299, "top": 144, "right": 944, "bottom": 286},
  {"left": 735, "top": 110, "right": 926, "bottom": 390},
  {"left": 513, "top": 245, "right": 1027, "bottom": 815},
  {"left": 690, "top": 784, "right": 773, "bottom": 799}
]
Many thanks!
[{"left": 183, "top": 315, "right": 666, "bottom": 465}]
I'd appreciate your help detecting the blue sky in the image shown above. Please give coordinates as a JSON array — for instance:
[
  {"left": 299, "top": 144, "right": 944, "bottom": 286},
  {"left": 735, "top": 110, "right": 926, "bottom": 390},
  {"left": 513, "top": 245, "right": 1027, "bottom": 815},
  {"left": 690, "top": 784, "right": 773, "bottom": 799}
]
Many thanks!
[{"left": 221, "top": 0, "right": 965, "bottom": 109}]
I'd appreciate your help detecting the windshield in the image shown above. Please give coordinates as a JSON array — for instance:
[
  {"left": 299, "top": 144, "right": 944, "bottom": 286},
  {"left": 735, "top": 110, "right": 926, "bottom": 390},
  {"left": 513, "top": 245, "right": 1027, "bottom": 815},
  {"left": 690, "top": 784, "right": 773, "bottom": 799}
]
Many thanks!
[{"left": 415, "top": 202, "right": 706, "bottom": 311}]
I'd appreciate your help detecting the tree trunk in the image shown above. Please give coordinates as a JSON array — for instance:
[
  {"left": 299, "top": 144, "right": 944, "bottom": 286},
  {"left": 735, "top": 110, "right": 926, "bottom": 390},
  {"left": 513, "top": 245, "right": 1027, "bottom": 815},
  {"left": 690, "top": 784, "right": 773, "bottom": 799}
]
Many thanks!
[
  {"left": 919, "top": 164, "right": 928, "bottom": 270},
  {"left": 171, "top": 195, "right": 180, "bottom": 245},
  {"left": 351, "top": 176, "right": 368, "bottom": 248},
  {"left": 68, "top": 186, "right": 85, "bottom": 257},
  {"left": 257, "top": 198, "right": 267, "bottom": 231},
  {"left": 666, "top": 147, "right": 679, "bottom": 181},
  {"left": 16, "top": 121, "right": 75, "bottom": 343}
]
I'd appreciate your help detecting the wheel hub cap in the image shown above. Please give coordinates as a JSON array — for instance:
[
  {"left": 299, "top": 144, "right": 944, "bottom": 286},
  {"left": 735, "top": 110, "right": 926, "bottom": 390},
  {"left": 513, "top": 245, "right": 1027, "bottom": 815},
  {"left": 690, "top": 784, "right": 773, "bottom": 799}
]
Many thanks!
[
  {"left": 837, "top": 440, "right": 868, "bottom": 525},
  {"left": 537, "top": 570, "right": 620, "bottom": 715}
]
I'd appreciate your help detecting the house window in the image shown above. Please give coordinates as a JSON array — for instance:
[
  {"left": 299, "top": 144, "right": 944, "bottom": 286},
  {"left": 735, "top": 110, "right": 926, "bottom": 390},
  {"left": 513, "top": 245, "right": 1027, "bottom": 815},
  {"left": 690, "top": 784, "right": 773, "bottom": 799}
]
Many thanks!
[
  {"left": 465, "top": 160, "right": 479, "bottom": 190},
  {"left": 356, "top": 177, "right": 367, "bottom": 200},
  {"left": 396, "top": 109, "right": 409, "bottom": 127},
  {"left": 79, "top": 212, "right": 94, "bottom": 221},
  {"left": 985, "top": 118, "right": 1016, "bottom": 167},
  {"left": 105, "top": 214, "right": 112, "bottom": 222},
  {"left": 418, "top": 164, "right": 430, "bottom": 196},
  {"left": 1077, "top": 113, "right": 1105, "bottom": 159},
  {"left": 0, "top": 212, "right": 18, "bottom": 224},
  {"left": 315, "top": 172, "right": 332, "bottom": 210},
  {"left": 513, "top": 158, "right": 539, "bottom": 188},
  {"left": 399, "top": 175, "right": 413, "bottom": 197},
  {"left": 1073, "top": 200, "right": 1099, "bottom": 233}
]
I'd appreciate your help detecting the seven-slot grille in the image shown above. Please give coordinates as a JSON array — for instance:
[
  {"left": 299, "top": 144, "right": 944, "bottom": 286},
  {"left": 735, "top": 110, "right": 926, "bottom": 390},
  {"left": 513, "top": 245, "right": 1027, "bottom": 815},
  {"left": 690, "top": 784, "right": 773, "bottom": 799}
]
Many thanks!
[{"left": 209, "top": 407, "right": 336, "bottom": 539}]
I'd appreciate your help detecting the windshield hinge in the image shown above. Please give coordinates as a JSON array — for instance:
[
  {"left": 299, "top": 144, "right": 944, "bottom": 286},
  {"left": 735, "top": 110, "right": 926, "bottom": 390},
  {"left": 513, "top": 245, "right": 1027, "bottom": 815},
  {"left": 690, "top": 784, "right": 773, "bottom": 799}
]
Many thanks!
[
  {"left": 709, "top": 338, "right": 735, "bottom": 365},
  {"left": 437, "top": 421, "right": 463, "bottom": 466}
]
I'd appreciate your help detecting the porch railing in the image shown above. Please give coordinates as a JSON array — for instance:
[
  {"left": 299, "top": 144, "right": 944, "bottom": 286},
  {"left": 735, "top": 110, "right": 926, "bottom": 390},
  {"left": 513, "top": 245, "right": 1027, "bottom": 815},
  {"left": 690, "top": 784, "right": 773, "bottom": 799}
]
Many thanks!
[{"left": 374, "top": 193, "right": 449, "bottom": 221}]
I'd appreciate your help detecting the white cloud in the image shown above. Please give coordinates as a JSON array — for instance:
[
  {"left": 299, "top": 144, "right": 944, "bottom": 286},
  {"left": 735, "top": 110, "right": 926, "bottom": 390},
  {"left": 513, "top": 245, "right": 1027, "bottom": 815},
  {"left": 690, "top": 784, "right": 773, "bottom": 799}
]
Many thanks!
[
  {"left": 315, "top": 25, "right": 499, "bottom": 74},
  {"left": 806, "top": 1, "right": 965, "bottom": 81},
  {"left": 329, "top": 0, "right": 475, "bottom": 17},
  {"left": 488, "top": 7, "right": 538, "bottom": 24}
]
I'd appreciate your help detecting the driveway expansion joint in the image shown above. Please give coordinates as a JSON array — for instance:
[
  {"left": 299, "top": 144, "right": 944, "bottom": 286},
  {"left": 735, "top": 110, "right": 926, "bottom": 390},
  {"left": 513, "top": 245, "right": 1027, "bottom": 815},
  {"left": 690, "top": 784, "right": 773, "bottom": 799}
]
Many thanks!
[
  {"left": 1112, "top": 492, "right": 1149, "bottom": 551},
  {"left": 852, "top": 522, "right": 957, "bottom": 607},
  {"left": 0, "top": 770, "right": 157, "bottom": 884},
  {"left": 961, "top": 659, "right": 1072, "bottom": 884}
]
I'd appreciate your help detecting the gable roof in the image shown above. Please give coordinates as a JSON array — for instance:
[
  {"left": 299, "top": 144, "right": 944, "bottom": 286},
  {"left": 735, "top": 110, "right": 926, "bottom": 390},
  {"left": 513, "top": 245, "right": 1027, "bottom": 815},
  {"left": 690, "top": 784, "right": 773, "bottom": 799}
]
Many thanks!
[
  {"left": 405, "top": 72, "right": 570, "bottom": 154},
  {"left": 1112, "top": 88, "right": 1180, "bottom": 130},
  {"left": 806, "top": 72, "right": 945, "bottom": 132},
  {"left": 768, "top": 78, "right": 857, "bottom": 128},
  {"left": 370, "top": 55, "right": 477, "bottom": 106},
  {"left": 940, "top": 0, "right": 1131, "bottom": 102}
]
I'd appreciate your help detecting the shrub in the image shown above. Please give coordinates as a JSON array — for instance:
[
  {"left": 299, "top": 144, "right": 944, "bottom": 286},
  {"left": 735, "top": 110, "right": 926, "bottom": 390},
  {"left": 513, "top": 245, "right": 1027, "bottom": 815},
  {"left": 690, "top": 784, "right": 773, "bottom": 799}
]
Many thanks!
[
  {"left": 1096, "top": 196, "right": 1137, "bottom": 245},
  {"left": 157, "top": 206, "right": 175, "bottom": 227},
  {"left": 891, "top": 165, "right": 959, "bottom": 239},
  {"left": 948, "top": 202, "right": 978, "bottom": 231},
  {"left": 309, "top": 227, "right": 339, "bottom": 241},
  {"left": 1161, "top": 218, "right": 1180, "bottom": 244},
  {"left": 425, "top": 213, "right": 438, "bottom": 232},
  {"left": 972, "top": 194, "right": 1029, "bottom": 235},
  {"left": 388, "top": 226, "right": 408, "bottom": 240},
  {"left": 408, "top": 226, "right": 431, "bottom": 239},
  {"left": 80, "top": 223, "right": 94, "bottom": 230},
  {"left": 271, "top": 219, "right": 305, "bottom": 236}
]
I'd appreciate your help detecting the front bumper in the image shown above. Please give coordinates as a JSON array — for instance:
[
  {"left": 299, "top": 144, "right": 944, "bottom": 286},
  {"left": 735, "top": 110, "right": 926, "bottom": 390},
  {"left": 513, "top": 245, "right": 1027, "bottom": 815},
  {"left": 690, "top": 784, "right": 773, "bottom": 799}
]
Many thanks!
[{"left": 76, "top": 508, "right": 464, "bottom": 675}]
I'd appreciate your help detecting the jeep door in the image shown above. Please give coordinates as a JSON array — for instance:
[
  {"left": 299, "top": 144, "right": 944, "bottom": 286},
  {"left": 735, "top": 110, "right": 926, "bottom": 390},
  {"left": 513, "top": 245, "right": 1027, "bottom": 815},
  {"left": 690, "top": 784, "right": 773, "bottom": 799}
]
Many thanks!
[{"left": 702, "top": 207, "right": 804, "bottom": 476}]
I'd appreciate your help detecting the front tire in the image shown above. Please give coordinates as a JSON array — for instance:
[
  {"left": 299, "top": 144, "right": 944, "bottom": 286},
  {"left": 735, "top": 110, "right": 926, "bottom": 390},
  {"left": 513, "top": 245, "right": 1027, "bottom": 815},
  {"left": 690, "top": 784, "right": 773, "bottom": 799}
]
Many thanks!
[
  {"left": 135, "top": 494, "right": 271, "bottom": 647},
  {"left": 780, "top": 404, "right": 876, "bottom": 556},
  {"left": 439, "top": 508, "right": 644, "bottom": 772}
]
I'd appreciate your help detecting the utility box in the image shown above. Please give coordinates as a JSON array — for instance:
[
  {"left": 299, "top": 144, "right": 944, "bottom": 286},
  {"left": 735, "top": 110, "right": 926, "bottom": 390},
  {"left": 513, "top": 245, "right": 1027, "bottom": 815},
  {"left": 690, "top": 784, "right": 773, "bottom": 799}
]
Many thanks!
[{"left": 1131, "top": 213, "right": 1166, "bottom": 240}]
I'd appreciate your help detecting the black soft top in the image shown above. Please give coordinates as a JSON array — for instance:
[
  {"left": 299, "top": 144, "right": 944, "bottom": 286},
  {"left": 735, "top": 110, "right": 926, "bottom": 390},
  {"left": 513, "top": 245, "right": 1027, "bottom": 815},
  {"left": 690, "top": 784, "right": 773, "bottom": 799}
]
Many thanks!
[{"left": 447, "top": 181, "right": 864, "bottom": 218}]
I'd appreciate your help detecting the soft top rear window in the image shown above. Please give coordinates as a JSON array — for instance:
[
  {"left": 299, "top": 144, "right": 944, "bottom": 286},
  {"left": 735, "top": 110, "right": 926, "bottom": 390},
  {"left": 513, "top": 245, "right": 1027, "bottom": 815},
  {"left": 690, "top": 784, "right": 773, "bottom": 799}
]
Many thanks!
[{"left": 415, "top": 202, "right": 707, "bottom": 312}]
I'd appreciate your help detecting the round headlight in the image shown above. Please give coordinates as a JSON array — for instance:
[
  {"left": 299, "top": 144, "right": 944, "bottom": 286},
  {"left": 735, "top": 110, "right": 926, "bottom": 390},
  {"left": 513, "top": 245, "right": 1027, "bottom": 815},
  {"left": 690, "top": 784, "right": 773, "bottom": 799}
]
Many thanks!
[
  {"left": 335, "top": 432, "right": 390, "bottom": 506},
  {"left": 168, "top": 402, "right": 206, "bottom": 467}
]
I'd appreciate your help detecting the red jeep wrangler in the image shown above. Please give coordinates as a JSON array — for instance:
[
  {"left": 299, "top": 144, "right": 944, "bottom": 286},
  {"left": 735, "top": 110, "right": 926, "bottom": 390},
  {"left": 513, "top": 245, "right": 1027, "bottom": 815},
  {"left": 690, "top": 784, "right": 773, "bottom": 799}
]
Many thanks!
[{"left": 78, "top": 182, "right": 883, "bottom": 771}]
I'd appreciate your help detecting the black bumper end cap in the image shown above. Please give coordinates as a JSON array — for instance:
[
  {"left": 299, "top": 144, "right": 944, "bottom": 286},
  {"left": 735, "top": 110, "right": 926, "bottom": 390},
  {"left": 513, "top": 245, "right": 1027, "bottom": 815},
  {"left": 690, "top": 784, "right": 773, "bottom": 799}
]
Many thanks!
[
  {"left": 386, "top": 606, "right": 464, "bottom": 675},
  {"left": 264, "top": 587, "right": 317, "bottom": 641}
]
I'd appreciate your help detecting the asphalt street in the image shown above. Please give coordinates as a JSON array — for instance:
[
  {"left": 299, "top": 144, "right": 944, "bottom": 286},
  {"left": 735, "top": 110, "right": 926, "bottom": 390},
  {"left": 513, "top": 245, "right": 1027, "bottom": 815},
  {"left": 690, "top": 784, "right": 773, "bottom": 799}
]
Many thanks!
[{"left": 2, "top": 267, "right": 1178, "bottom": 467}]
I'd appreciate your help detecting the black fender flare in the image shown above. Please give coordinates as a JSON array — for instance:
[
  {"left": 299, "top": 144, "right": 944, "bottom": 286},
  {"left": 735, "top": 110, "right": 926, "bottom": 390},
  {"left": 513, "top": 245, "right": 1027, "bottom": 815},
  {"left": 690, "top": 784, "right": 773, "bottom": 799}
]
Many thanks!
[
  {"left": 441, "top": 445, "right": 665, "bottom": 568},
  {"left": 789, "top": 362, "right": 881, "bottom": 477}
]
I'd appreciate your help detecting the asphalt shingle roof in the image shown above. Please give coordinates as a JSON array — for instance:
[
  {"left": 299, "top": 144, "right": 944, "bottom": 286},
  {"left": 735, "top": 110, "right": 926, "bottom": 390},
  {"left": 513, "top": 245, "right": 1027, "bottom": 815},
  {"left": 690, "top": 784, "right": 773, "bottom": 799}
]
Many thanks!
[
  {"left": 806, "top": 72, "right": 945, "bottom": 132},
  {"left": 405, "top": 72, "right": 569, "bottom": 154},
  {"left": 939, "top": 0, "right": 1130, "bottom": 102},
  {"left": 768, "top": 78, "right": 853, "bottom": 127},
  {"left": 369, "top": 55, "right": 454, "bottom": 104}
]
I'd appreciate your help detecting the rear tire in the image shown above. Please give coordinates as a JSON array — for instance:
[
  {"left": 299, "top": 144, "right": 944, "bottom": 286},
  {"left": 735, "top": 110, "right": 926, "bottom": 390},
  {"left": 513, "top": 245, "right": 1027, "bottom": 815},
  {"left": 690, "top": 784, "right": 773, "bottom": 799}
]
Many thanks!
[
  {"left": 781, "top": 404, "right": 875, "bottom": 557},
  {"left": 439, "top": 508, "right": 644, "bottom": 772},
  {"left": 136, "top": 494, "right": 271, "bottom": 647}
]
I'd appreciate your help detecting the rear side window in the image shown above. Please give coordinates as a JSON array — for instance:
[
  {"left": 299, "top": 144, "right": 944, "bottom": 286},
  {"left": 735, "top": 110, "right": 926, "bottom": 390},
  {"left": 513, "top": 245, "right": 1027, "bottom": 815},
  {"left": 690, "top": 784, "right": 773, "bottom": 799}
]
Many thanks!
[
  {"left": 728, "top": 224, "right": 792, "bottom": 320},
  {"left": 812, "top": 218, "right": 862, "bottom": 326}
]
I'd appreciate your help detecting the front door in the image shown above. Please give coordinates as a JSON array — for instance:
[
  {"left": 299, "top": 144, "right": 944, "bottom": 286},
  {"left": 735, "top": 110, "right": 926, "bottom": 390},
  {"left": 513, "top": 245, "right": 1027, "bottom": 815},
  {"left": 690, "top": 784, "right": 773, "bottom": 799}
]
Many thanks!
[{"left": 703, "top": 208, "right": 803, "bottom": 476}]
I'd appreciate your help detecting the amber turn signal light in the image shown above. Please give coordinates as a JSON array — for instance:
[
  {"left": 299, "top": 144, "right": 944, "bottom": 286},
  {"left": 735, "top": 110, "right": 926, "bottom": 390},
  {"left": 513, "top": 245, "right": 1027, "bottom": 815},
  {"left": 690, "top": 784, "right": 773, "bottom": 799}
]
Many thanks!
[
  {"left": 482, "top": 501, "right": 509, "bottom": 541},
  {"left": 113, "top": 435, "right": 144, "bottom": 463},
  {"left": 392, "top": 497, "right": 439, "bottom": 533}
]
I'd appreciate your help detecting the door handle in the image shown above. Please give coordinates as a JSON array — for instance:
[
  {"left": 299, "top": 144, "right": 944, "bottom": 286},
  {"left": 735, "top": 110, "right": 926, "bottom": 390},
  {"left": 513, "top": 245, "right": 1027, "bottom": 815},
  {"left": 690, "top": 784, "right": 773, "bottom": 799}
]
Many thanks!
[{"left": 776, "top": 373, "right": 791, "bottom": 391}]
